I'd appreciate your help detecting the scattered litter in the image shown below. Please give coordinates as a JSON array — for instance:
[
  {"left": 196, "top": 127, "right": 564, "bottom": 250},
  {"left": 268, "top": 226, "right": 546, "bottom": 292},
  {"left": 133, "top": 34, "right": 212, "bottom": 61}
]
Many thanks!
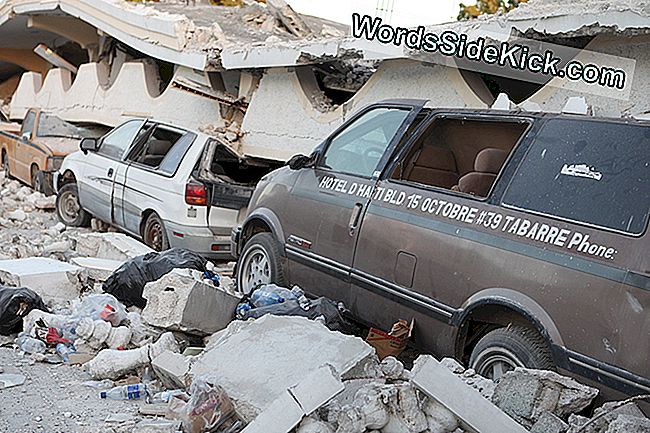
[
  {"left": 179, "top": 375, "right": 242, "bottom": 433},
  {"left": 103, "top": 248, "right": 210, "bottom": 308},
  {"left": 366, "top": 319, "right": 414, "bottom": 360},
  {"left": 0, "top": 373, "right": 26, "bottom": 389},
  {"left": 0, "top": 286, "right": 47, "bottom": 335},
  {"left": 101, "top": 383, "right": 148, "bottom": 400}
]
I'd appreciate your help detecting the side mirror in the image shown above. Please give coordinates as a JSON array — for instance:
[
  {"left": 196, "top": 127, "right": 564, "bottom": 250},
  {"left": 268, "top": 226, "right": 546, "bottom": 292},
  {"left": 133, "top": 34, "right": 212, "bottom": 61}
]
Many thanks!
[
  {"left": 288, "top": 152, "right": 317, "bottom": 170},
  {"left": 21, "top": 132, "right": 30, "bottom": 142},
  {"left": 80, "top": 137, "right": 98, "bottom": 154}
]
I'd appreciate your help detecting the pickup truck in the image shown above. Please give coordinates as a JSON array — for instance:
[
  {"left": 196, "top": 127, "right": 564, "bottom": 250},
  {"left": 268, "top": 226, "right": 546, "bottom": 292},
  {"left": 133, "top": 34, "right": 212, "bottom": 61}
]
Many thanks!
[
  {"left": 55, "top": 118, "right": 279, "bottom": 258},
  {"left": 0, "top": 108, "right": 103, "bottom": 195}
]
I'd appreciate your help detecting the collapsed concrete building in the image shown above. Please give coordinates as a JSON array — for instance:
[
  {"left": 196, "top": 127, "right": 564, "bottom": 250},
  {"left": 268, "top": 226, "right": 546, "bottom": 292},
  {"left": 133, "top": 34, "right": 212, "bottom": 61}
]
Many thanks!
[{"left": 2, "top": 0, "right": 650, "bottom": 163}]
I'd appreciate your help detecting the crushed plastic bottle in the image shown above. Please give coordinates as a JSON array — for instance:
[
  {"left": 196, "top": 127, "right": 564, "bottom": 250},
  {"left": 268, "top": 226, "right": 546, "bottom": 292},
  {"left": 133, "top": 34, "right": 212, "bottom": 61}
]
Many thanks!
[
  {"left": 291, "top": 286, "right": 311, "bottom": 310},
  {"left": 55, "top": 343, "right": 76, "bottom": 362},
  {"left": 100, "top": 383, "right": 148, "bottom": 400},
  {"left": 151, "top": 389, "right": 185, "bottom": 404},
  {"left": 15, "top": 333, "right": 46, "bottom": 354},
  {"left": 250, "top": 284, "right": 296, "bottom": 307}
]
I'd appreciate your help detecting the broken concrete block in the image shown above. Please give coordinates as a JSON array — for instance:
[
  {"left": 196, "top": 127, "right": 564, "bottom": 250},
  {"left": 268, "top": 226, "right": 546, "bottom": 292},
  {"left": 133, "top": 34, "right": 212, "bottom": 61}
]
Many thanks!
[
  {"left": 85, "top": 332, "right": 179, "bottom": 379},
  {"left": 141, "top": 268, "right": 240, "bottom": 335},
  {"left": 152, "top": 350, "right": 193, "bottom": 389},
  {"left": 531, "top": 412, "right": 569, "bottom": 433},
  {"left": 492, "top": 368, "right": 599, "bottom": 427},
  {"left": 35, "top": 196, "right": 55, "bottom": 210},
  {"left": 191, "top": 315, "right": 373, "bottom": 422},
  {"left": 423, "top": 398, "right": 460, "bottom": 433},
  {"left": 6, "top": 209, "right": 26, "bottom": 221},
  {"left": 71, "top": 257, "right": 124, "bottom": 282},
  {"left": 605, "top": 414, "right": 650, "bottom": 433},
  {"left": 411, "top": 355, "right": 528, "bottom": 433},
  {"left": 570, "top": 402, "right": 647, "bottom": 433},
  {"left": 0, "top": 257, "right": 81, "bottom": 302},
  {"left": 74, "top": 232, "right": 153, "bottom": 261},
  {"left": 382, "top": 383, "right": 428, "bottom": 433},
  {"left": 296, "top": 417, "right": 335, "bottom": 433},
  {"left": 242, "top": 365, "right": 344, "bottom": 433}
]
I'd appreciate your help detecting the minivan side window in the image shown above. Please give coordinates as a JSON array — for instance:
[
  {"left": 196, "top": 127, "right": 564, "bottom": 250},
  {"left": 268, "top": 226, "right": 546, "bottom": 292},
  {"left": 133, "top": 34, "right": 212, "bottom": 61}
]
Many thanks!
[
  {"left": 503, "top": 118, "right": 650, "bottom": 235},
  {"left": 391, "top": 117, "right": 529, "bottom": 198},
  {"left": 98, "top": 120, "right": 143, "bottom": 160},
  {"left": 319, "top": 108, "right": 410, "bottom": 178}
]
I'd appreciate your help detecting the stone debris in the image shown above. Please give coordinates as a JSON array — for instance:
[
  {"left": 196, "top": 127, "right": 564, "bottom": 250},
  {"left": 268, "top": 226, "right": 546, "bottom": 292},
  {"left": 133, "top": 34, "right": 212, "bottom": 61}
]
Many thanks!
[
  {"left": 0, "top": 257, "right": 82, "bottom": 303},
  {"left": 85, "top": 331, "right": 180, "bottom": 380},
  {"left": 73, "top": 232, "right": 154, "bottom": 262},
  {"left": 141, "top": 268, "right": 240, "bottom": 335},
  {"left": 492, "top": 368, "right": 600, "bottom": 428}
]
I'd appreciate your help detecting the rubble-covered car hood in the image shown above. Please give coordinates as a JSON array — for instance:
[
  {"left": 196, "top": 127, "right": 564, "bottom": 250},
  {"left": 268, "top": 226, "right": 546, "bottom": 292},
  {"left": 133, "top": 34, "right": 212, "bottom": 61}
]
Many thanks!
[{"left": 35, "top": 137, "right": 81, "bottom": 156}]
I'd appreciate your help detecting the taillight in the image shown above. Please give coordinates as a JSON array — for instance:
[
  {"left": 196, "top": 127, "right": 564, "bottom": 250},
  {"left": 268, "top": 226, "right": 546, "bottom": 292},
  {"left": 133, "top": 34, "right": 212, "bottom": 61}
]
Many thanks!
[{"left": 185, "top": 183, "right": 207, "bottom": 206}]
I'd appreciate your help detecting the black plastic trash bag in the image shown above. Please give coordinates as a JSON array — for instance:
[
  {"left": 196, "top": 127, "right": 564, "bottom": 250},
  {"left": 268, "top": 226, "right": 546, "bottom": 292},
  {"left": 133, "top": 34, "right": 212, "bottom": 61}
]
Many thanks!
[
  {"left": 0, "top": 286, "right": 48, "bottom": 335},
  {"left": 240, "top": 297, "right": 351, "bottom": 332},
  {"left": 103, "top": 248, "right": 208, "bottom": 308}
]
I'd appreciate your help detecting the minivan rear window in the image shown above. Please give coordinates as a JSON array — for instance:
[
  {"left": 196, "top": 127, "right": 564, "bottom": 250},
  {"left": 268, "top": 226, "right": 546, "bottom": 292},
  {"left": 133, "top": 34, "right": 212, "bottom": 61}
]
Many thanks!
[{"left": 503, "top": 118, "right": 650, "bottom": 235}]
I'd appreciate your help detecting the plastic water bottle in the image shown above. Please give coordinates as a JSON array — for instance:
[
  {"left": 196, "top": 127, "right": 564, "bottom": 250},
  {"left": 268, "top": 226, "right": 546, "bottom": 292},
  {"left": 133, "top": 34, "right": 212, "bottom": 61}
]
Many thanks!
[
  {"left": 151, "top": 389, "right": 184, "bottom": 404},
  {"left": 291, "top": 286, "right": 311, "bottom": 310},
  {"left": 16, "top": 334, "right": 46, "bottom": 354},
  {"left": 100, "top": 383, "right": 148, "bottom": 400},
  {"left": 250, "top": 284, "right": 296, "bottom": 307},
  {"left": 55, "top": 343, "right": 76, "bottom": 362}
]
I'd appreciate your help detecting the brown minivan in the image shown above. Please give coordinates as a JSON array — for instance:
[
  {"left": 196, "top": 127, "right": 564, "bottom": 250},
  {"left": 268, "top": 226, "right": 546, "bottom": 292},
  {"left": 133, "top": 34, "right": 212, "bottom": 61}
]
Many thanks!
[{"left": 231, "top": 99, "right": 649, "bottom": 399}]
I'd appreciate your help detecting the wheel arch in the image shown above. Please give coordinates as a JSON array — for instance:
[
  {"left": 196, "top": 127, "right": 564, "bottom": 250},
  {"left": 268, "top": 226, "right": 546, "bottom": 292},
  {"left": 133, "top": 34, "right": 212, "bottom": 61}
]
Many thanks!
[
  {"left": 453, "top": 288, "right": 565, "bottom": 366},
  {"left": 57, "top": 169, "right": 77, "bottom": 190},
  {"left": 241, "top": 207, "right": 285, "bottom": 252}
]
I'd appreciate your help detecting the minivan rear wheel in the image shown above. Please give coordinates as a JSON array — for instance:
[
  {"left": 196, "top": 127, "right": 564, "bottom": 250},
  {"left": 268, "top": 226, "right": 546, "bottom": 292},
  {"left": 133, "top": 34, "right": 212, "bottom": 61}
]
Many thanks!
[
  {"left": 236, "top": 232, "right": 286, "bottom": 294},
  {"left": 143, "top": 212, "right": 169, "bottom": 252},
  {"left": 469, "top": 326, "right": 555, "bottom": 381}
]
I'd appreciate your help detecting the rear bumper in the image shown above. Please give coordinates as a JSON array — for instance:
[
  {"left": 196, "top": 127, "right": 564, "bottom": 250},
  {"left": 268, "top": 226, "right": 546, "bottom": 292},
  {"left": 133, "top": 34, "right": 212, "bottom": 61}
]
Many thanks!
[
  {"left": 164, "top": 220, "right": 234, "bottom": 260},
  {"left": 230, "top": 225, "right": 242, "bottom": 259}
]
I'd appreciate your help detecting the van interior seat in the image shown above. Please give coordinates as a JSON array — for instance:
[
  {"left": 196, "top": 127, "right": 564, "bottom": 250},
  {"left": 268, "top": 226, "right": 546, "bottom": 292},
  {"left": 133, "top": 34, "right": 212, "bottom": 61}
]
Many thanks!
[
  {"left": 405, "top": 146, "right": 459, "bottom": 189},
  {"left": 454, "top": 148, "right": 508, "bottom": 196},
  {"left": 141, "top": 139, "right": 172, "bottom": 167}
]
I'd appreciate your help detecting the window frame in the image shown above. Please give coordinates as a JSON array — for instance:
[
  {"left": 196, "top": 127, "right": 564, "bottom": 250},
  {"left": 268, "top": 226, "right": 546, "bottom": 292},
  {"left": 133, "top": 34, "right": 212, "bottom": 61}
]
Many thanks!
[
  {"left": 125, "top": 123, "right": 197, "bottom": 178},
  {"left": 96, "top": 119, "right": 147, "bottom": 162},
  {"left": 383, "top": 111, "right": 533, "bottom": 203},
  {"left": 315, "top": 104, "right": 419, "bottom": 180},
  {"left": 501, "top": 116, "right": 650, "bottom": 237},
  {"left": 21, "top": 110, "right": 37, "bottom": 139}
]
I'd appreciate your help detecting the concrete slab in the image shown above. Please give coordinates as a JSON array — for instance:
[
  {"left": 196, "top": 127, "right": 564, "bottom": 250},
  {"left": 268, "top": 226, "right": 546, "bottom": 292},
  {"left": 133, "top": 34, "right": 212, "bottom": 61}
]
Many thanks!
[
  {"left": 411, "top": 355, "right": 528, "bottom": 433},
  {"left": 242, "top": 365, "right": 344, "bottom": 433},
  {"left": 151, "top": 350, "right": 193, "bottom": 389},
  {"left": 141, "top": 269, "right": 240, "bottom": 335},
  {"left": 74, "top": 233, "right": 153, "bottom": 261},
  {"left": 0, "top": 257, "right": 81, "bottom": 301},
  {"left": 190, "top": 315, "right": 373, "bottom": 422},
  {"left": 71, "top": 257, "right": 124, "bottom": 282}
]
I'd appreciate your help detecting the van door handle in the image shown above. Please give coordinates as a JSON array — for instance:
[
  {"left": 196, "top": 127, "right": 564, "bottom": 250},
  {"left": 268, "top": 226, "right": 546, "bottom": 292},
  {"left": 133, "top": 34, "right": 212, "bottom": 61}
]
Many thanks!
[
  {"left": 348, "top": 203, "right": 363, "bottom": 236},
  {"left": 107, "top": 168, "right": 114, "bottom": 178}
]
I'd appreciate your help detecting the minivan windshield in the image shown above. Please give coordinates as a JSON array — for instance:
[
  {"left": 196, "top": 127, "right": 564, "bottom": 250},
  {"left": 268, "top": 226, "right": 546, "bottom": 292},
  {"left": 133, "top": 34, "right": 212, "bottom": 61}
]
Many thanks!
[{"left": 503, "top": 118, "right": 650, "bottom": 235}]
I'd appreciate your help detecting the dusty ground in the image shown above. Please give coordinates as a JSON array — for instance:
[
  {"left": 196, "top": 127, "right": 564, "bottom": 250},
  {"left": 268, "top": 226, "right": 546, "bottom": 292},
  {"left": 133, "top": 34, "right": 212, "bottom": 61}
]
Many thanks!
[{"left": 0, "top": 347, "right": 147, "bottom": 433}]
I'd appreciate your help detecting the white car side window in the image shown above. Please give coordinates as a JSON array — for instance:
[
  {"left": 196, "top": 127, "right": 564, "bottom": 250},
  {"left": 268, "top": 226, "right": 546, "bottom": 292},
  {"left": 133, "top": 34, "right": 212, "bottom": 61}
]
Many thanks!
[{"left": 98, "top": 120, "right": 143, "bottom": 160}]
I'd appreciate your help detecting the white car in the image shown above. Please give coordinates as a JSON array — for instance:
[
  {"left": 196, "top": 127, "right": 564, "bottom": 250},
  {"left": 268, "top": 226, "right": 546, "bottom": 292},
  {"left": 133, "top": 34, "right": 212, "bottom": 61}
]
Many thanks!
[{"left": 54, "top": 118, "right": 277, "bottom": 259}]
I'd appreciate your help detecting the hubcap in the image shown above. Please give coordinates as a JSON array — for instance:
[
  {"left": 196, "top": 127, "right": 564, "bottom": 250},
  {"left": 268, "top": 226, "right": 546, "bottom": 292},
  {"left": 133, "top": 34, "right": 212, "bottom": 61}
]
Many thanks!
[
  {"left": 473, "top": 348, "right": 525, "bottom": 381},
  {"left": 240, "top": 246, "right": 271, "bottom": 294},
  {"left": 146, "top": 220, "right": 163, "bottom": 251},
  {"left": 59, "top": 191, "right": 80, "bottom": 223}
]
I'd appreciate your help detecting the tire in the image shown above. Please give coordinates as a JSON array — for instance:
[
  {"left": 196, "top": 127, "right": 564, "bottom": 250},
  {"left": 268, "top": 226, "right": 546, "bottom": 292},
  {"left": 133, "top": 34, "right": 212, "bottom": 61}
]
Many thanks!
[
  {"left": 2, "top": 151, "right": 11, "bottom": 178},
  {"left": 143, "top": 212, "right": 170, "bottom": 252},
  {"left": 33, "top": 170, "right": 53, "bottom": 196},
  {"left": 56, "top": 183, "right": 91, "bottom": 227},
  {"left": 236, "top": 232, "right": 286, "bottom": 294},
  {"left": 469, "top": 326, "right": 555, "bottom": 381}
]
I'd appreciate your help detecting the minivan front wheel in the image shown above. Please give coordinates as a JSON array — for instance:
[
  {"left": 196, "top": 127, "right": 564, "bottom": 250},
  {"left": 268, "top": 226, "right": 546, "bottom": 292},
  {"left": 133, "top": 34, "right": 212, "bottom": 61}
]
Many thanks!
[
  {"left": 469, "top": 326, "right": 555, "bottom": 381},
  {"left": 56, "top": 183, "right": 91, "bottom": 227},
  {"left": 236, "top": 232, "right": 286, "bottom": 294}
]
